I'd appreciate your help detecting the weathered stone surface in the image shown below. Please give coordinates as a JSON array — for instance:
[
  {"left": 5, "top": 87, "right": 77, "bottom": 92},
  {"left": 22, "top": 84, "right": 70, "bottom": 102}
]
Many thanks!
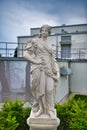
[
  {"left": 27, "top": 116, "right": 60, "bottom": 130},
  {"left": 24, "top": 24, "right": 60, "bottom": 130}
]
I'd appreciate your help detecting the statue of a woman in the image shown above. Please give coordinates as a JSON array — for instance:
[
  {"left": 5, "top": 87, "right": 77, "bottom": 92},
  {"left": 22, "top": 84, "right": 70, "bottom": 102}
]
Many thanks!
[{"left": 24, "top": 25, "right": 59, "bottom": 118}]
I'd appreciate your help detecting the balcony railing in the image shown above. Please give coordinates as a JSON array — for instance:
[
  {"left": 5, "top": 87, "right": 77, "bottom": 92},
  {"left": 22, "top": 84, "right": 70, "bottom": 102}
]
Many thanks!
[
  {"left": 0, "top": 42, "right": 87, "bottom": 60},
  {"left": 0, "top": 42, "right": 18, "bottom": 57},
  {"left": 60, "top": 40, "right": 72, "bottom": 45}
]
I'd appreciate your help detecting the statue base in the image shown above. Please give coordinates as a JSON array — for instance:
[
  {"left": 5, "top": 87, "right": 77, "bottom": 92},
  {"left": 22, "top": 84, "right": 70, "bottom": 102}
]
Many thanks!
[{"left": 27, "top": 111, "right": 60, "bottom": 130}]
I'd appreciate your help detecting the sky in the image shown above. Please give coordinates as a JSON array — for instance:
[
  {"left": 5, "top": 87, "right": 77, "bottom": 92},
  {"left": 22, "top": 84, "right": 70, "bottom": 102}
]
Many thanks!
[{"left": 0, "top": 0, "right": 87, "bottom": 42}]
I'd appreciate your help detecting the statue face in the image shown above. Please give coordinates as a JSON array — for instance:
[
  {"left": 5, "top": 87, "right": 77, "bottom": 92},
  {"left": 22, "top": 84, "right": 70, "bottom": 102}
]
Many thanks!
[{"left": 40, "top": 27, "right": 49, "bottom": 38}]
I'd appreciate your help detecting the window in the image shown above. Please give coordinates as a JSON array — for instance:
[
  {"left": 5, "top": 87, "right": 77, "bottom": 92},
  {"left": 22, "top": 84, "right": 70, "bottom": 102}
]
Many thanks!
[
  {"left": 61, "top": 44, "right": 71, "bottom": 59},
  {"left": 60, "top": 35, "right": 71, "bottom": 59},
  {"left": 61, "top": 36, "right": 71, "bottom": 41}
]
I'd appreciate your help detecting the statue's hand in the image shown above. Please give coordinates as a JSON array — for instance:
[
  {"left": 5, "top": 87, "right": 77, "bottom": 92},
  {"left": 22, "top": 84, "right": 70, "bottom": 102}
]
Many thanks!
[
  {"left": 35, "top": 58, "right": 46, "bottom": 66},
  {"left": 53, "top": 76, "right": 58, "bottom": 81},
  {"left": 41, "top": 57, "right": 46, "bottom": 65}
]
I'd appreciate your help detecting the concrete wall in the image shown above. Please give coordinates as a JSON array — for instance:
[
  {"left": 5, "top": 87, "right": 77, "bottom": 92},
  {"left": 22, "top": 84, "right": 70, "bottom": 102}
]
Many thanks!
[
  {"left": 0, "top": 58, "right": 86, "bottom": 103},
  {"left": 72, "top": 34, "right": 87, "bottom": 48},
  {"left": 0, "top": 58, "right": 32, "bottom": 102},
  {"left": 31, "top": 24, "right": 87, "bottom": 36},
  {"left": 17, "top": 32, "right": 87, "bottom": 59},
  {"left": 55, "top": 61, "right": 69, "bottom": 102},
  {"left": 70, "top": 61, "right": 87, "bottom": 95},
  {"left": 0, "top": 58, "right": 69, "bottom": 103}
]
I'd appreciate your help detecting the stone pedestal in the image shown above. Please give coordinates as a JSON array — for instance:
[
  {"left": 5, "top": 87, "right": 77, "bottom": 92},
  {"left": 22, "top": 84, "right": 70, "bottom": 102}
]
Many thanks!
[{"left": 27, "top": 112, "right": 60, "bottom": 130}]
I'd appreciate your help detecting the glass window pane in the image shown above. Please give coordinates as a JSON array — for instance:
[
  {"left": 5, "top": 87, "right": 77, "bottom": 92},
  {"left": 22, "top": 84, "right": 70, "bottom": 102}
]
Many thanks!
[{"left": 61, "top": 45, "right": 71, "bottom": 58}]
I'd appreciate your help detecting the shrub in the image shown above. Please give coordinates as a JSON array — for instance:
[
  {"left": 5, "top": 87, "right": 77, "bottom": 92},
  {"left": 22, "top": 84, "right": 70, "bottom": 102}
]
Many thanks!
[
  {"left": 0, "top": 113, "right": 19, "bottom": 130},
  {"left": 55, "top": 95, "right": 87, "bottom": 130},
  {"left": 0, "top": 95, "right": 87, "bottom": 130},
  {"left": 55, "top": 101, "right": 71, "bottom": 130},
  {"left": 0, "top": 99, "right": 31, "bottom": 130},
  {"left": 69, "top": 95, "right": 87, "bottom": 130}
]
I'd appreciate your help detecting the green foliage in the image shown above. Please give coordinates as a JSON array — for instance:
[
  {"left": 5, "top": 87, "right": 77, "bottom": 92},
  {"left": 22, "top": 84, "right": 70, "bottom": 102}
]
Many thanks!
[
  {"left": 69, "top": 96, "right": 87, "bottom": 130},
  {"left": 0, "top": 113, "right": 19, "bottom": 130},
  {"left": 55, "top": 95, "right": 87, "bottom": 130},
  {"left": 0, "top": 99, "right": 31, "bottom": 130},
  {"left": 0, "top": 95, "right": 87, "bottom": 130}
]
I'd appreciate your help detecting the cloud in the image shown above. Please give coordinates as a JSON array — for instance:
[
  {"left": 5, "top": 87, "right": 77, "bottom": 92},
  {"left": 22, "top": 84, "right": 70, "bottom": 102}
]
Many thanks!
[
  {"left": 65, "top": 17, "right": 87, "bottom": 25},
  {"left": 0, "top": 0, "right": 87, "bottom": 42},
  {"left": 0, "top": 2, "right": 60, "bottom": 42}
]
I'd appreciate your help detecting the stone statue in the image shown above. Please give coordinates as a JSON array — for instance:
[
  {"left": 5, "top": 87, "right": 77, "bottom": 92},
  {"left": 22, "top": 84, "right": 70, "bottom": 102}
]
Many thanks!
[{"left": 24, "top": 25, "right": 60, "bottom": 119}]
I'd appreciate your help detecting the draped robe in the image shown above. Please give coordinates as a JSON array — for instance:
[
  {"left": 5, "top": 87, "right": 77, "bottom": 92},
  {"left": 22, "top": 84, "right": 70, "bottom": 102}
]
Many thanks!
[{"left": 25, "top": 37, "right": 59, "bottom": 112}]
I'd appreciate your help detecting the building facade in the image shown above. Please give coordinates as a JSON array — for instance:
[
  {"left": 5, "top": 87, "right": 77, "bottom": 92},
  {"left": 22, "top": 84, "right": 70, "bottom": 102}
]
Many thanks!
[
  {"left": 17, "top": 23, "right": 87, "bottom": 59},
  {"left": 0, "top": 24, "right": 87, "bottom": 102}
]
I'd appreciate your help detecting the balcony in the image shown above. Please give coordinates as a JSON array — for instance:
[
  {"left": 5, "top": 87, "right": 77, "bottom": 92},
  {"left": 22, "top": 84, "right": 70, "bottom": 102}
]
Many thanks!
[
  {"left": 0, "top": 42, "right": 87, "bottom": 60},
  {"left": 60, "top": 40, "right": 72, "bottom": 45}
]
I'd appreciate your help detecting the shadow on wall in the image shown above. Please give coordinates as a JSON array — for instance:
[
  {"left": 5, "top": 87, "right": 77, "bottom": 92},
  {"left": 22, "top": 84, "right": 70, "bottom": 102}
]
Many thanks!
[
  {"left": 0, "top": 61, "right": 10, "bottom": 101},
  {"left": 0, "top": 60, "right": 32, "bottom": 102},
  {"left": 25, "top": 62, "right": 33, "bottom": 101}
]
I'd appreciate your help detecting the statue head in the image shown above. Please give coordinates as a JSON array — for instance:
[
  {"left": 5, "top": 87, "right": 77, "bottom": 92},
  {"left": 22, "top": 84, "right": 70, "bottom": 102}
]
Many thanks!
[{"left": 40, "top": 25, "right": 51, "bottom": 37}]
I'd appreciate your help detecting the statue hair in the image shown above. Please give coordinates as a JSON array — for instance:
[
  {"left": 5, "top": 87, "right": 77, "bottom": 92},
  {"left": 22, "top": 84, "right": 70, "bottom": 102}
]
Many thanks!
[{"left": 40, "top": 25, "right": 51, "bottom": 36}]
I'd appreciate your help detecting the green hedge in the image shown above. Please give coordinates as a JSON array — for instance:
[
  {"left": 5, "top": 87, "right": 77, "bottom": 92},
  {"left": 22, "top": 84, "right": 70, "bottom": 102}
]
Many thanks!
[
  {"left": 0, "top": 100, "right": 31, "bottom": 130},
  {"left": 55, "top": 95, "right": 87, "bottom": 130},
  {"left": 0, "top": 95, "right": 87, "bottom": 130}
]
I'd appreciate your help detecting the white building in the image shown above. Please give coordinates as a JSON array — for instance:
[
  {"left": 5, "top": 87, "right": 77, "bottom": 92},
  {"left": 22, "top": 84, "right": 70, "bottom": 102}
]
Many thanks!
[
  {"left": 17, "top": 23, "right": 87, "bottom": 59},
  {"left": 0, "top": 24, "right": 87, "bottom": 102}
]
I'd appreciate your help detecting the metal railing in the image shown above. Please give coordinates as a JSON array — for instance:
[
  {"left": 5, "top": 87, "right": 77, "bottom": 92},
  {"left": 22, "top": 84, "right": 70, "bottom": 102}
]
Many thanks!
[
  {"left": 0, "top": 42, "right": 18, "bottom": 57},
  {"left": 0, "top": 42, "right": 87, "bottom": 60}
]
